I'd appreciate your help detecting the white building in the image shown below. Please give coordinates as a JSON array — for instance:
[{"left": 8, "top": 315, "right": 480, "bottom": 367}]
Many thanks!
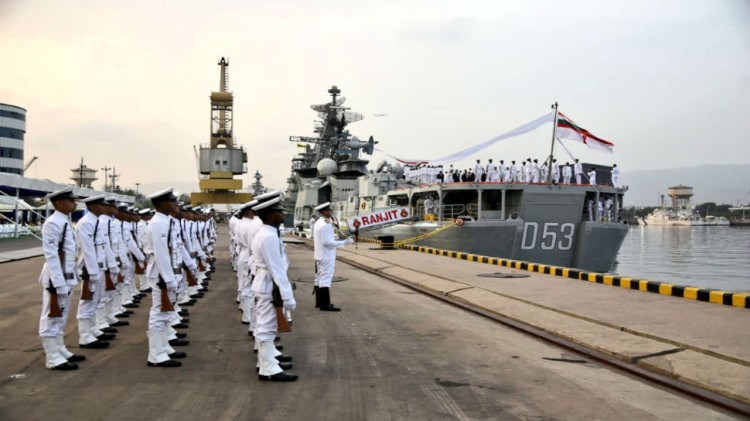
[{"left": 0, "top": 103, "right": 26, "bottom": 176}]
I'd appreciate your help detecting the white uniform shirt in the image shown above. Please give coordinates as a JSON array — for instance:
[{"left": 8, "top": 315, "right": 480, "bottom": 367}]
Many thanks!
[
  {"left": 251, "top": 224, "right": 294, "bottom": 301},
  {"left": 99, "top": 215, "right": 119, "bottom": 273},
  {"left": 144, "top": 212, "right": 179, "bottom": 289},
  {"left": 76, "top": 212, "right": 102, "bottom": 279},
  {"left": 313, "top": 218, "right": 347, "bottom": 261},
  {"left": 40, "top": 211, "right": 78, "bottom": 288}
]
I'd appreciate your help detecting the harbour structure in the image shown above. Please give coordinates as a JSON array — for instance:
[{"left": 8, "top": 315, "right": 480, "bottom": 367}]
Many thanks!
[
  {"left": 728, "top": 204, "right": 750, "bottom": 226},
  {"left": 285, "top": 87, "right": 628, "bottom": 272},
  {"left": 0, "top": 102, "right": 26, "bottom": 176},
  {"left": 638, "top": 185, "right": 730, "bottom": 226},
  {"left": 190, "top": 57, "right": 251, "bottom": 205},
  {"left": 70, "top": 157, "right": 98, "bottom": 188}
]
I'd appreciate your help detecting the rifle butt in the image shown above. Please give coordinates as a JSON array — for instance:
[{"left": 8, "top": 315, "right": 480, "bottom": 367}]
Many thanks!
[{"left": 275, "top": 307, "right": 292, "bottom": 333}]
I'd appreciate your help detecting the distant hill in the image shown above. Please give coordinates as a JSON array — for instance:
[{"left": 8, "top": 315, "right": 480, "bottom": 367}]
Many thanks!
[{"left": 623, "top": 164, "right": 750, "bottom": 206}]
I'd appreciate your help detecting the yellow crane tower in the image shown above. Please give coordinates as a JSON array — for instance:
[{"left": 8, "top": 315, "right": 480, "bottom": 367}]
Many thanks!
[{"left": 190, "top": 57, "right": 251, "bottom": 205}]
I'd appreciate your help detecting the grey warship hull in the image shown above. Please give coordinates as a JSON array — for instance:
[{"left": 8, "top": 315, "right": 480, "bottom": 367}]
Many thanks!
[{"left": 351, "top": 183, "right": 628, "bottom": 273}]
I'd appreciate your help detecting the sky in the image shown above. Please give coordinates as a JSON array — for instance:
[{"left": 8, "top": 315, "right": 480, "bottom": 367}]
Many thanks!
[{"left": 2, "top": 0, "right": 749, "bottom": 198}]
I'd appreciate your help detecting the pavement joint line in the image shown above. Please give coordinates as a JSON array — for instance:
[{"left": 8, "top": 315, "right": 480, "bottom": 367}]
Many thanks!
[
  {"left": 630, "top": 347, "right": 685, "bottom": 363},
  {"left": 443, "top": 286, "right": 475, "bottom": 295},
  {"left": 336, "top": 253, "right": 750, "bottom": 417}
]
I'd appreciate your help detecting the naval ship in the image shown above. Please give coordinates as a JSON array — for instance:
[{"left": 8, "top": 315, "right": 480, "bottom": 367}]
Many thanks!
[{"left": 284, "top": 86, "right": 629, "bottom": 272}]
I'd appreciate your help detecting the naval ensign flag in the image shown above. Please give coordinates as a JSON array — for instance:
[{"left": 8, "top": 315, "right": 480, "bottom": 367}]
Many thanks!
[{"left": 556, "top": 112, "right": 615, "bottom": 153}]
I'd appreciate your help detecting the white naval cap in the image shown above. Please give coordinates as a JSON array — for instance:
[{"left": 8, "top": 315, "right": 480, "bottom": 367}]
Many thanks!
[
  {"left": 315, "top": 202, "right": 332, "bottom": 212},
  {"left": 81, "top": 194, "right": 106, "bottom": 205},
  {"left": 138, "top": 208, "right": 151, "bottom": 215},
  {"left": 251, "top": 196, "right": 285, "bottom": 213},
  {"left": 239, "top": 200, "right": 259, "bottom": 212},
  {"left": 254, "top": 190, "right": 281, "bottom": 202},
  {"left": 147, "top": 187, "right": 177, "bottom": 203},
  {"left": 44, "top": 186, "right": 79, "bottom": 202}
]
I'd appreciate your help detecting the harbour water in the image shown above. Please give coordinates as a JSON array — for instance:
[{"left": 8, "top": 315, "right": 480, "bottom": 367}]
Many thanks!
[{"left": 612, "top": 225, "right": 750, "bottom": 292}]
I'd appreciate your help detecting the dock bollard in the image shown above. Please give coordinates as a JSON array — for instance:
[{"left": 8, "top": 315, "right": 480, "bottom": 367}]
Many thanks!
[{"left": 376, "top": 235, "right": 395, "bottom": 250}]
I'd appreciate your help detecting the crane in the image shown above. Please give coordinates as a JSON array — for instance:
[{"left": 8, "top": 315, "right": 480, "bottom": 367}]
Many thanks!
[{"left": 23, "top": 156, "right": 38, "bottom": 172}]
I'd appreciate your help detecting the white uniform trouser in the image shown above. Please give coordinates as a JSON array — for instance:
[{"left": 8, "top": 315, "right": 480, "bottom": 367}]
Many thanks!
[
  {"left": 39, "top": 287, "right": 73, "bottom": 337},
  {"left": 254, "top": 292, "right": 277, "bottom": 343},
  {"left": 241, "top": 273, "right": 255, "bottom": 326},
  {"left": 147, "top": 277, "right": 176, "bottom": 363},
  {"left": 612, "top": 175, "right": 619, "bottom": 188},
  {"left": 122, "top": 263, "right": 136, "bottom": 304},
  {"left": 147, "top": 278, "right": 176, "bottom": 331},
  {"left": 315, "top": 260, "right": 335, "bottom": 288},
  {"left": 77, "top": 275, "right": 103, "bottom": 344},
  {"left": 575, "top": 173, "right": 582, "bottom": 184}
]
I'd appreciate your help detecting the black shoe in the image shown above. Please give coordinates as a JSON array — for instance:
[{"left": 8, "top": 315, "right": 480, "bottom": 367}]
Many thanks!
[
  {"left": 274, "top": 336, "right": 281, "bottom": 342},
  {"left": 51, "top": 362, "right": 78, "bottom": 370},
  {"left": 175, "top": 332, "right": 188, "bottom": 339},
  {"left": 123, "top": 303, "right": 139, "bottom": 308},
  {"left": 255, "top": 362, "right": 293, "bottom": 372},
  {"left": 169, "top": 339, "right": 190, "bottom": 346},
  {"left": 101, "top": 327, "right": 118, "bottom": 333},
  {"left": 258, "top": 372, "right": 298, "bottom": 382},
  {"left": 111, "top": 320, "right": 130, "bottom": 326},
  {"left": 275, "top": 345, "right": 284, "bottom": 351},
  {"left": 124, "top": 310, "right": 135, "bottom": 315},
  {"left": 173, "top": 323, "right": 189, "bottom": 329},
  {"left": 168, "top": 351, "right": 187, "bottom": 359},
  {"left": 115, "top": 313, "right": 130, "bottom": 318},
  {"left": 182, "top": 301, "right": 195, "bottom": 307},
  {"left": 96, "top": 333, "right": 116, "bottom": 341},
  {"left": 320, "top": 305, "right": 341, "bottom": 312},
  {"left": 248, "top": 331, "right": 254, "bottom": 338},
  {"left": 241, "top": 321, "right": 250, "bottom": 325},
  {"left": 190, "top": 294, "right": 203, "bottom": 299},
  {"left": 147, "top": 360, "right": 181, "bottom": 368},
  {"left": 180, "top": 318, "right": 190, "bottom": 324},
  {"left": 275, "top": 355, "right": 293, "bottom": 363},
  {"left": 136, "top": 293, "right": 146, "bottom": 298},
  {"left": 67, "top": 354, "right": 86, "bottom": 362},
  {"left": 80, "top": 340, "right": 110, "bottom": 349},
  {"left": 143, "top": 288, "right": 153, "bottom": 293},
  {"left": 178, "top": 310, "right": 189, "bottom": 316}
]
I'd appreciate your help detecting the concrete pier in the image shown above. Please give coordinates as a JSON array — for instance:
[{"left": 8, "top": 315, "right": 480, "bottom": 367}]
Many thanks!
[{"left": 0, "top": 227, "right": 745, "bottom": 420}]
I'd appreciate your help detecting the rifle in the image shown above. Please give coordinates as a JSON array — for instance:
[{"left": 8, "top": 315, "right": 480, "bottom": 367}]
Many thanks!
[
  {"left": 117, "top": 272, "right": 124, "bottom": 283},
  {"left": 197, "top": 258, "right": 206, "bottom": 272},
  {"left": 133, "top": 258, "right": 145, "bottom": 275},
  {"left": 182, "top": 263, "right": 198, "bottom": 287},
  {"left": 80, "top": 266, "right": 94, "bottom": 301},
  {"left": 272, "top": 284, "right": 292, "bottom": 333},
  {"left": 104, "top": 270, "right": 116, "bottom": 291},
  {"left": 157, "top": 276, "right": 175, "bottom": 312}
]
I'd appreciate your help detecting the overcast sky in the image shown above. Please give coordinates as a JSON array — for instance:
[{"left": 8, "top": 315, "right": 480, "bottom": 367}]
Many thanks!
[{"left": 2, "top": 0, "right": 749, "bottom": 197}]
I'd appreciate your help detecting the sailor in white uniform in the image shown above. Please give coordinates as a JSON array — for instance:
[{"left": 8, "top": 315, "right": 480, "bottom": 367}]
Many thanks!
[
  {"left": 588, "top": 168, "right": 597, "bottom": 186},
  {"left": 235, "top": 200, "right": 259, "bottom": 326},
  {"left": 313, "top": 202, "right": 354, "bottom": 311},
  {"left": 562, "top": 162, "right": 572, "bottom": 184},
  {"left": 474, "top": 159, "right": 484, "bottom": 182},
  {"left": 144, "top": 188, "right": 184, "bottom": 368},
  {"left": 611, "top": 164, "right": 620, "bottom": 188},
  {"left": 551, "top": 159, "right": 560, "bottom": 184},
  {"left": 574, "top": 159, "right": 583, "bottom": 184},
  {"left": 76, "top": 194, "right": 115, "bottom": 349},
  {"left": 251, "top": 196, "right": 298, "bottom": 382},
  {"left": 38, "top": 187, "right": 86, "bottom": 370}
]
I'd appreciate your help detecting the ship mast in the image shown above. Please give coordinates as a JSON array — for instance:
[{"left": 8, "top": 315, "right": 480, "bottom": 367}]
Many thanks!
[{"left": 546, "top": 102, "right": 559, "bottom": 184}]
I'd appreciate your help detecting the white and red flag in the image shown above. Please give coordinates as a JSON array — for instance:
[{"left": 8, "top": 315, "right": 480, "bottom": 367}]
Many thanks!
[{"left": 556, "top": 112, "right": 614, "bottom": 153}]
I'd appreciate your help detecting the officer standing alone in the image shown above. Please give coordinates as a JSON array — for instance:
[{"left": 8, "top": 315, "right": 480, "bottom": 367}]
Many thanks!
[{"left": 313, "top": 202, "right": 354, "bottom": 312}]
